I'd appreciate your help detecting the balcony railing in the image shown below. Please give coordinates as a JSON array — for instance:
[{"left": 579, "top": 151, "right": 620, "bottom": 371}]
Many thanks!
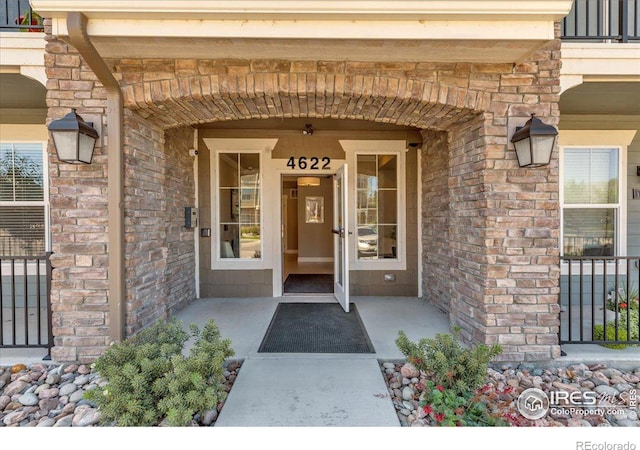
[
  {"left": 0, "top": 0, "right": 43, "bottom": 32},
  {"left": 562, "top": 0, "right": 640, "bottom": 42},
  {"left": 0, "top": 253, "right": 53, "bottom": 359},
  {"left": 560, "top": 256, "right": 640, "bottom": 348}
]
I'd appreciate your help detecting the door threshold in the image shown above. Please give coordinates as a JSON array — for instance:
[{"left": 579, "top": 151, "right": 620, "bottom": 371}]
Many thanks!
[{"left": 282, "top": 292, "right": 334, "bottom": 297}]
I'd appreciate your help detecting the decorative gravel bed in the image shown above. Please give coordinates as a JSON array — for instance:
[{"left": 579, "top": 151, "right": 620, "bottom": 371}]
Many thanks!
[
  {"left": 0, "top": 360, "right": 242, "bottom": 427},
  {"left": 381, "top": 361, "right": 640, "bottom": 427}
]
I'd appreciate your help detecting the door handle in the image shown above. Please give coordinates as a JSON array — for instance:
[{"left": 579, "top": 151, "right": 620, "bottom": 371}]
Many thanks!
[
  {"left": 331, "top": 228, "right": 346, "bottom": 238},
  {"left": 331, "top": 229, "right": 341, "bottom": 235}
]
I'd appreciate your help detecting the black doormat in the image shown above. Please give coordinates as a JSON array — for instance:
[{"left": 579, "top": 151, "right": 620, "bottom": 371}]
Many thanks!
[
  {"left": 283, "top": 274, "right": 334, "bottom": 293},
  {"left": 258, "top": 303, "right": 375, "bottom": 353}
]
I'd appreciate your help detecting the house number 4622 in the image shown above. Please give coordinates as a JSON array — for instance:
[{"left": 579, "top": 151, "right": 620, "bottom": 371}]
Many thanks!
[{"left": 287, "top": 156, "right": 331, "bottom": 170}]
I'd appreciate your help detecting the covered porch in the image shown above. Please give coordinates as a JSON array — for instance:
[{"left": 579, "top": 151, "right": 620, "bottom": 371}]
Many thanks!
[{"left": 174, "top": 296, "right": 450, "bottom": 360}]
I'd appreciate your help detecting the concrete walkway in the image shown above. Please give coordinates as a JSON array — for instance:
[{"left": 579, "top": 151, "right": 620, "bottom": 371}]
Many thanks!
[
  {"left": 175, "top": 296, "right": 450, "bottom": 426},
  {"left": 215, "top": 357, "right": 398, "bottom": 426}
]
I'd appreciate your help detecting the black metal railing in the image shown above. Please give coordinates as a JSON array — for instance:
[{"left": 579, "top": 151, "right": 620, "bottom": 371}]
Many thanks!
[
  {"left": 0, "top": 0, "right": 43, "bottom": 32},
  {"left": 0, "top": 253, "right": 53, "bottom": 358},
  {"left": 562, "top": 0, "right": 640, "bottom": 42},
  {"left": 560, "top": 256, "right": 640, "bottom": 346}
]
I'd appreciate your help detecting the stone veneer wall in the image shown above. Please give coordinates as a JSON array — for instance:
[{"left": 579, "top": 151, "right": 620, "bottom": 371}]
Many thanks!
[
  {"left": 45, "top": 27, "right": 110, "bottom": 362},
  {"left": 421, "top": 129, "right": 451, "bottom": 315},
  {"left": 45, "top": 21, "right": 196, "bottom": 361},
  {"left": 123, "top": 113, "right": 196, "bottom": 336},
  {"left": 44, "top": 14, "right": 562, "bottom": 361},
  {"left": 420, "top": 33, "right": 562, "bottom": 361}
]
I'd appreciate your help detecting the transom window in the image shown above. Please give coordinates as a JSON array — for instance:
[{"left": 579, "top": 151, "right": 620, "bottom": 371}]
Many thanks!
[
  {"left": 0, "top": 143, "right": 48, "bottom": 257},
  {"left": 561, "top": 147, "right": 622, "bottom": 256}
]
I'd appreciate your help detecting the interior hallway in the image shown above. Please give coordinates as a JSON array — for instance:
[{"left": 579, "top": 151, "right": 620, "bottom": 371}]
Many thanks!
[{"left": 282, "top": 252, "right": 333, "bottom": 280}]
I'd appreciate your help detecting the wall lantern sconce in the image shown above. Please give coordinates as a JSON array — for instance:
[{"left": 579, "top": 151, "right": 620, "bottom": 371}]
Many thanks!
[
  {"left": 48, "top": 109, "right": 99, "bottom": 164},
  {"left": 297, "top": 176, "right": 321, "bottom": 187},
  {"left": 510, "top": 114, "right": 558, "bottom": 168}
]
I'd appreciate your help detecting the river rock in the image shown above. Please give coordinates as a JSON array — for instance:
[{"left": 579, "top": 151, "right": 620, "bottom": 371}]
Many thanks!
[
  {"left": 3, "top": 409, "right": 29, "bottom": 426},
  {"left": 201, "top": 408, "right": 218, "bottom": 426},
  {"left": 69, "top": 389, "right": 85, "bottom": 403},
  {"left": 581, "top": 380, "right": 595, "bottom": 390},
  {"left": 53, "top": 415, "right": 73, "bottom": 427},
  {"left": 62, "top": 364, "right": 78, "bottom": 374},
  {"left": 613, "top": 383, "right": 633, "bottom": 392},
  {"left": 18, "top": 393, "right": 39, "bottom": 406},
  {"left": 34, "top": 384, "right": 50, "bottom": 395},
  {"left": 38, "top": 388, "right": 60, "bottom": 399},
  {"left": 615, "top": 419, "right": 639, "bottom": 427},
  {"left": 402, "top": 386, "right": 414, "bottom": 401},
  {"left": 0, "top": 394, "right": 11, "bottom": 409},
  {"left": 38, "top": 398, "right": 59, "bottom": 413},
  {"left": 590, "top": 371, "right": 610, "bottom": 385},
  {"left": 37, "top": 418, "right": 56, "bottom": 427},
  {"left": 74, "top": 375, "right": 90, "bottom": 386},
  {"left": 400, "top": 363, "right": 420, "bottom": 379},
  {"left": 59, "top": 383, "right": 77, "bottom": 396},
  {"left": 45, "top": 373, "right": 61, "bottom": 385},
  {"left": 72, "top": 405, "right": 102, "bottom": 427},
  {"left": 0, "top": 370, "right": 11, "bottom": 386},
  {"left": 594, "top": 385, "right": 619, "bottom": 398},
  {"left": 552, "top": 381, "right": 579, "bottom": 392},
  {"left": 10, "top": 364, "right": 27, "bottom": 374},
  {"left": 4, "top": 380, "right": 28, "bottom": 396}
]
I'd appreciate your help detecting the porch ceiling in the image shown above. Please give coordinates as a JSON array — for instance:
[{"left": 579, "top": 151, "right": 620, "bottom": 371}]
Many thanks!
[
  {"left": 0, "top": 73, "right": 47, "bottom": 124},
  {"left": 560, "top": 82, "right": 640, "bottom": 116},
  {"left": 32, "top": 0, "right": 573, "bottom": 64}
]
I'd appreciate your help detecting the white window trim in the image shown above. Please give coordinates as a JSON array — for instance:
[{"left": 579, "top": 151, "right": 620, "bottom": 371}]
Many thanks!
[
  {"left": 342, "top": 140, "right": 407, "bottom": 271},
  {"left": 559, "top": 144, "right": 627, "bottom": 275},
  {"left": 0, "top": 140, "right": 50, "bottom": 254},
  {"left": 205, "top": 138, "right": 278, "bottom": 270}
]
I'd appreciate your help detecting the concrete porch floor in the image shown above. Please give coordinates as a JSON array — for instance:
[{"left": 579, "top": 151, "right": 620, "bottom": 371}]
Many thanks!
[{"left": 175, "top": 296, "right": 451, "bottom": 361}]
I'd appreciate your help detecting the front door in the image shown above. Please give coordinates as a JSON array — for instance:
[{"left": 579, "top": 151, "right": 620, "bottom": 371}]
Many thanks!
[{"left": 333, "top": 164, "right": 349, "bottom": 312}]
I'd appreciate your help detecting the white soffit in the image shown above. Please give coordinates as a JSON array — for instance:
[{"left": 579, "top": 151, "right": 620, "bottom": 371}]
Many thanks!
[
  {"left": 31, "top": 0, "right": 574, "bottom": 63},
  {"left": 31, "top": 1, "right": 574, "bottom": 20}
]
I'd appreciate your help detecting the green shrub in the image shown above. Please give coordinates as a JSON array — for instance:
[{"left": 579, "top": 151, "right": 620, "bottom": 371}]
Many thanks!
[
  {"left": 606, "top": 280, "right": 639, "bottom": 312},
  {"left": 395, "top": 327, "right": 502, "bottom": 397},
  {"left": 619, "top": 308, "right": 640, "bottom": 341},
  {"left": 419, "top": 380, "right": 507, "bottom": 427},
  {"left": 85, "top": 318, "right": 234, "bottom": 426},
  {"left": 594, "top": 324, "right": 629, "bottom": 349}
]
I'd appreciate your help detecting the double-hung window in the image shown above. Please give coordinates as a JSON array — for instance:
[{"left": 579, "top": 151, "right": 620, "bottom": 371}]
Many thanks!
[
  {"left": 0, "top": 142, "right": 48, "bottom": 257},
  {"left": 561, "top": 147, "right": 623, "bottom": 257}
]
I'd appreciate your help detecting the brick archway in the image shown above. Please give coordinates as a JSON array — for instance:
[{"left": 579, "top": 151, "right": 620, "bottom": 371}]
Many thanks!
[{"left": 118, "top": 61, "right": 488, "bottom": 131}]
